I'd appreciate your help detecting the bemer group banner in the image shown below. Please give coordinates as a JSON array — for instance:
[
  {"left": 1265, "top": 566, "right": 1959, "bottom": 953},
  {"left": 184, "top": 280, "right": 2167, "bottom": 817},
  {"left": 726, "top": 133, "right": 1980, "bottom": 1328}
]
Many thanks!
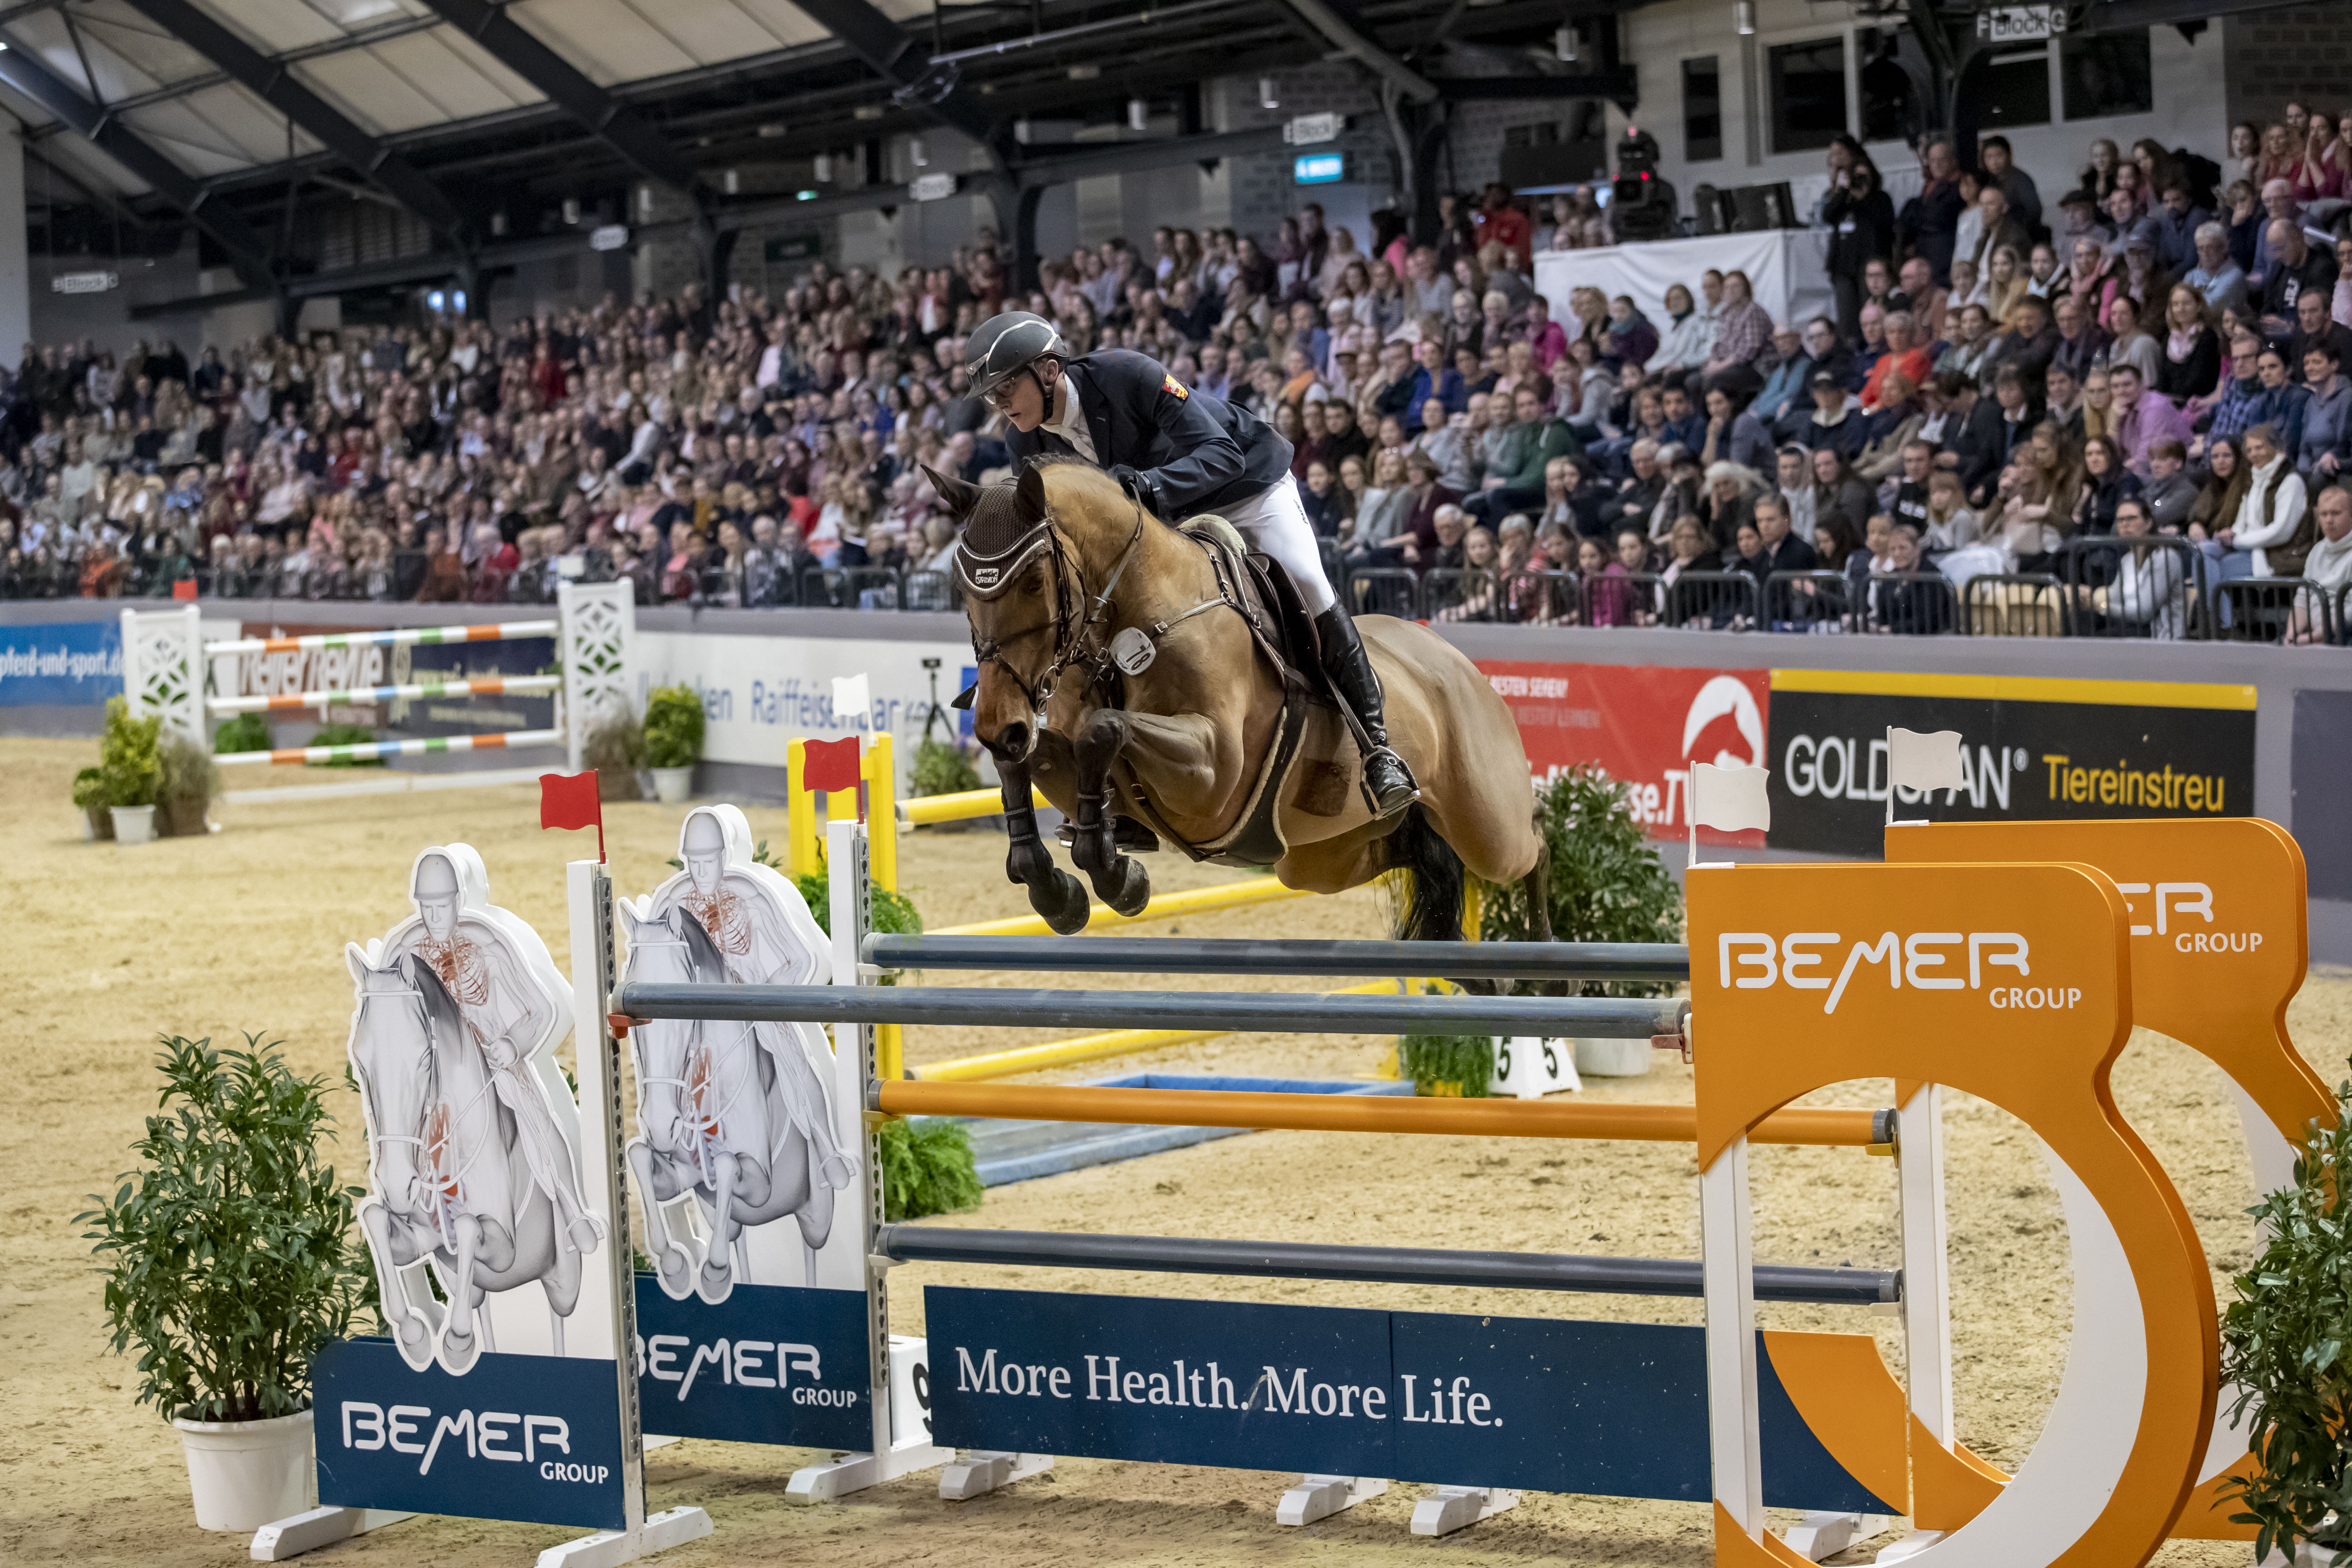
[
  {"left": 1474, "top": 660, "right": 1775, "bottom": 847},
  {"left": 1765, "top": 670, "right": 2259, "bottom": 856}
]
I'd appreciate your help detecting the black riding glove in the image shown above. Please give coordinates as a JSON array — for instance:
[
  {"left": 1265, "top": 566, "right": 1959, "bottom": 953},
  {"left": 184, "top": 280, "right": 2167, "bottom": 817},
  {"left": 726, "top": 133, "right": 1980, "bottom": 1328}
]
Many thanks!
[{"left": 1109, "top": 464, "right": 1159, "bottom": 515}]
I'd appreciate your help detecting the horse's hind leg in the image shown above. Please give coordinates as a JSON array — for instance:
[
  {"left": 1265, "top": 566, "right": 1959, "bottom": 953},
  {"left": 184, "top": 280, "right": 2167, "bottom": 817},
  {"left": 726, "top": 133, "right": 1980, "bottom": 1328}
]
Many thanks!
[
  {"left": 992, "top": 742, "right": 1090, "bottom": 934},
  {"left": 1070, "top": 710, "right": 1151, "bottom": 917}
]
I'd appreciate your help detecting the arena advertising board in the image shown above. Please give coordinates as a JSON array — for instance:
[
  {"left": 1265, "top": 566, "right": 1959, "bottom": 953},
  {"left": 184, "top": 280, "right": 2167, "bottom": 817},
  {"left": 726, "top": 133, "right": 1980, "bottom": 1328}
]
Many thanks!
[
  {"left": 1473, "top": 660, "right": 1773, "bottom": 846},
  {"left": 0, "top": 618, "right": 120, "bottom": 705},
  {"left": 633, "top": 1279, "right": 872, "bottom": 1448},
  {"left": 314, "top": 1340, "right": 627, "bottom": 1529},
  {"left": 926, "top": 1286, "right": 1896, "bottom": 1515},
  {"left": 1765, "top": 670, "right": 2258, "bottom": 856},
  {"left": 633, "top": 629, "right": 975, "bottom": 777}
]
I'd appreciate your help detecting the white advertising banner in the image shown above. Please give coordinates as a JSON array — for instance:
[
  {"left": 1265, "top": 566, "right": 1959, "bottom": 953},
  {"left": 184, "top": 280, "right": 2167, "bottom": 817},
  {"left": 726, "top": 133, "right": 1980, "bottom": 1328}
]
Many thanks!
[
  {"left": 634, "top": 631, "right": 976, "bottom": 783},
  {"left": 1535, "top": 229, "right": 1834, "bottom": 336}
]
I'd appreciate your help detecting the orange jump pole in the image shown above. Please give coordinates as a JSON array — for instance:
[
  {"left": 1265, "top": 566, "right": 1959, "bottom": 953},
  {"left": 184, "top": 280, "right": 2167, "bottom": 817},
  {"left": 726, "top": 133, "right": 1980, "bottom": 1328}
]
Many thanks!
[{"left": 873, "top": 1080, "right": 1888, "bottom": 1148}]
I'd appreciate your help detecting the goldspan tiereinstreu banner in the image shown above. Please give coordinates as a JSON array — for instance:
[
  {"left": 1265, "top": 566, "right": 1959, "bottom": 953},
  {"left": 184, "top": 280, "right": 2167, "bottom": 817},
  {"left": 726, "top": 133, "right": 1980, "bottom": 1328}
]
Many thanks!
[{"left": 1763, "top": 670, "right": 2256, "bottom": 856}]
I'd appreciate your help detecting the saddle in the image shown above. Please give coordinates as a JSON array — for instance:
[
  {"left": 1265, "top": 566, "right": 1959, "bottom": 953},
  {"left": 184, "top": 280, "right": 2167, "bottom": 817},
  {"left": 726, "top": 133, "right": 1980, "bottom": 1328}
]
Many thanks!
[{"left": 1111, "top": 517, "right": 1336, "bottom": 871}]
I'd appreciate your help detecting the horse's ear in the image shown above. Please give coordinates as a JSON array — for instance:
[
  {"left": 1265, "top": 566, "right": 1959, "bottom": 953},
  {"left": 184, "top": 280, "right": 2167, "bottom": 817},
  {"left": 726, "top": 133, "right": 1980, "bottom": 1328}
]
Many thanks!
[
  {"left": 346, "top": 942, "right": 373, "bottom": 989},
  {"left": 922, "top": 463, "right": 981, "bottom": 518},
  {"left": 1015, "top": 462, "right": 1048, "bottom": 524}
]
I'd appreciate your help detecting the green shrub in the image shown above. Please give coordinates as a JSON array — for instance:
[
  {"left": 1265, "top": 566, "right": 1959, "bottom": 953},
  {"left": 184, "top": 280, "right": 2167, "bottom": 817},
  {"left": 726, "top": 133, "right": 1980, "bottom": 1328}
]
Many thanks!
[
  {"left": 908, "top": 738, "right": 982, "bottom": 798},
  {"left": 73, "top": 765, "right": 110, "bottom": 811},
  {"left": 78, "top": 1035, "right": 372, "bottom": 1423},
  {"left": 2220, "top": 1068, "right": 2352, "bottom": 1564},
  {"left": 99, "top": 696, "right": 163, "bottom": 808},
  {"left": 212, "top": 713, "right": 271, "bottom": 755},
  {"left": 1476, "top": 765, "right": 1683, "bottom": 997},
  {"left": 877, "top": 1118, "right": 982, "bottom": 1221},
  {"left": 643, "top": 686, "right": 705, "bottom": 770},
  {"left": 1397, "top": 1029, "right": 1497, "bottom": 1097},
  {"left": 157, "top": 734, "right": 219, "bottom": 836},
  {"left": 797, "top": 871, "right": 922, "bottom": 943},
  {"left": 584, "top": 714, "right": 647, "bottom": 800},
  {"left": 307, "top": 722, "right": 383, "bottom": 767}
]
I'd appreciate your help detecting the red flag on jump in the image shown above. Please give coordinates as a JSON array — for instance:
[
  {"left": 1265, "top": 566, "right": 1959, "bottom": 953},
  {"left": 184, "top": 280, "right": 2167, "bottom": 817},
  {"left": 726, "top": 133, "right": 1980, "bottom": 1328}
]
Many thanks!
[
  {"left": 540, "top": 770, "right": 605, "bottom": 862},
  {"left": 802, "top": 736, "right": 862, "bottom": 794}
]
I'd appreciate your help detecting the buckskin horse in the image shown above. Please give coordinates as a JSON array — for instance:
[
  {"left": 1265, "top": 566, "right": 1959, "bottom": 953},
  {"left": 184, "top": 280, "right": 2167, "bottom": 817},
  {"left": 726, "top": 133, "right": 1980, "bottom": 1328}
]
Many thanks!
[{"left": 926, "top": 457, "right": 1548, "bottom": 944}]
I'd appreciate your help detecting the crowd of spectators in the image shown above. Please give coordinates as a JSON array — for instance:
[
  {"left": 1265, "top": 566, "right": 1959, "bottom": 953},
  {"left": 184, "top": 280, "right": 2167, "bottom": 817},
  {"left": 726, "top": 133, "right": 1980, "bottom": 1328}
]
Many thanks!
[{"left": 4, "top": 117, "right": 2352, "bottom": 641}]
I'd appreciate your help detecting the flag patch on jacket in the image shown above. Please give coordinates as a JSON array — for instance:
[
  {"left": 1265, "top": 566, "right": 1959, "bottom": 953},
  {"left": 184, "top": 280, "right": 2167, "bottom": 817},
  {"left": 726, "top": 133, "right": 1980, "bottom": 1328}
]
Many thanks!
[{"left": 1163, "top": 374, "right": 1189, "bottom": 399}]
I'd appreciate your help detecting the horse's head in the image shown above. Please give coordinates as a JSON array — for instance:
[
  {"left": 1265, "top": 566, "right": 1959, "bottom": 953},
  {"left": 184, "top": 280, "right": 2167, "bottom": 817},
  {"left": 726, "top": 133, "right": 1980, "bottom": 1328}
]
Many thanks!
[
  {"left": 346, "top": 946, "right": 438, "bottom": 1213},
  {"left": 620, "top": 898, "right": 726, "bottom": 1149},
  {"left": 925, "top": 458, "right": 1131, "bottom": 763}
]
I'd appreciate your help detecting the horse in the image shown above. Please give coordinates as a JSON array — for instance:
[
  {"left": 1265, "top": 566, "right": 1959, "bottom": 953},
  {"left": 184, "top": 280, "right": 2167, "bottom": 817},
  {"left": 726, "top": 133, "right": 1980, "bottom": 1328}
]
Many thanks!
[
  {"left": 619, "top": 901, "right": 837, "bottom": 1302},
  {"left": 345, "top": 950, "right": 582, "bottom": 1375},
  {"left": 925, "top": 457, "right": 1551, "bottom": 947}
]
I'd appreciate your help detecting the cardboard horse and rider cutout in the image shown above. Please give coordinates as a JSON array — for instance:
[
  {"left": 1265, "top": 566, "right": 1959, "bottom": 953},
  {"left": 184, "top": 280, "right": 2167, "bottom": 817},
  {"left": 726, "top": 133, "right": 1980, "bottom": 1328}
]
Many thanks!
[
  {"left": 620, "top": 804, "right": 859, "bottom": 1302},
  {"left": 926, "top": 458, "right": 1549, "bottom": 945},
  {"left": 344, "top": 844, "right": 605, "bottom": 1375}
]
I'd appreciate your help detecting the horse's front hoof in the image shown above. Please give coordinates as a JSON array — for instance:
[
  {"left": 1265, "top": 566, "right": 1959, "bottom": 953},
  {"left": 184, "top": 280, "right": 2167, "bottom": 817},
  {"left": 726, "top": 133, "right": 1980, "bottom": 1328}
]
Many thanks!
[
  {"left": 696, "top": 1257, "right": 736, "bottom": 1306},
  {"left": 438, "top": 1326, "right": 481, "bottom": 1375},
  {"left": 566, "top": 1214, "right": 604, "bottom": 1254},
  {"left": 1097, "top": 857, "right": 1151, "bottom": 918},
  {"left": 392, "top": 1314, "right": 435, "bottom": 1369},
  {"left": 1033, "top": 869, "right": 1092, "bottom": 934},
  {"left": 657, "top": 1245, "right": 696, "bottom": 1300},
  {"left": 818, "top": 1152, "right": 857, "bottom": 1189}
]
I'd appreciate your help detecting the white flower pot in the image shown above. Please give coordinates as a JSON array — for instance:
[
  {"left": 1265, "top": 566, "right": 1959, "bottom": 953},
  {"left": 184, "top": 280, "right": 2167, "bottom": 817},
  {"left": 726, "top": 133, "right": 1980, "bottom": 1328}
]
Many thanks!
[
  {"left": 110, "top": 804, "right": 157, "bottom": 845},
  {"left": 1571, "top": 1036, "right": 1655, "bottom": 1077},
  {"left": 652, "top": 765, "right": 695, "bottom": 804},
  {"left": 173, "top": 1408, "right": 314, "bottom": 1532}
]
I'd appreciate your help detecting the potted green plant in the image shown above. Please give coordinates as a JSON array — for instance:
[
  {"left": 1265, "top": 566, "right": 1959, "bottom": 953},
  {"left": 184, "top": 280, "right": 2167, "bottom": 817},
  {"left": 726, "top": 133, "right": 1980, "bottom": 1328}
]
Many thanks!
[
  {"left": 1475, "top": 765, "right": 1683, "bottom": 1077},
  {"left": 585, "top": 711, "right": 649, "bottom": 801},
  {"left": 212, "top": 712, "right": 272, "bottom": 756},
  {"left": 643, "top": 684, "right": 705, "bottom": 804},
  {"left": 73, "top": 765, "right": 115, "bottom": 840},
  {"left": 157, "top": 732, "right": 219, "bottom": 837},
  {"left": 79, "top": 1035, "right": 370, "bottom": 1532},
  {"left": 98, "top": 696, "right": 163, "bottom": 845},
  {"left": 2220, "top": 1068, "right": 2352, "bottom": 1567}
]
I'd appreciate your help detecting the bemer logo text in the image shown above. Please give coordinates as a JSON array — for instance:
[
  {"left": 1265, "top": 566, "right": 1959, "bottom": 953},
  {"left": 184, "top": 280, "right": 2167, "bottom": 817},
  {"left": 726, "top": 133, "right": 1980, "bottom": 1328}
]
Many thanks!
[{"left": 1717, "top": 931, "right": 2077, "bottom": 1013}]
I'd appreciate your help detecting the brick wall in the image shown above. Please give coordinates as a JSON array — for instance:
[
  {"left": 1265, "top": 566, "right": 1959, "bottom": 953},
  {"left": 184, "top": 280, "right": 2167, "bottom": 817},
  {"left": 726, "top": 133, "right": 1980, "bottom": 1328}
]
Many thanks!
[{"left": 2223, "top": 9, "right": 2352, "bottom": 132}]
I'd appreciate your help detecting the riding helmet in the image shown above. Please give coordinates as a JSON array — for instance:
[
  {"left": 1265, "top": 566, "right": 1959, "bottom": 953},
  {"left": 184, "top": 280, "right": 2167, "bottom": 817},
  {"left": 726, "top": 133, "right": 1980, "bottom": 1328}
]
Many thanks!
[{"left": 963, "top": 311, "right": 1068, "bottom": 398}]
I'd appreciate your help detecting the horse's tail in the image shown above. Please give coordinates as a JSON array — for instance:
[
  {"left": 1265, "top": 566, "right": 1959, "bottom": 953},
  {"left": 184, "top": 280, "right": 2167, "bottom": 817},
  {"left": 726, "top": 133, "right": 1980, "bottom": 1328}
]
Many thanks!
[{"left": 1381, "top": 803, "right": 1467, "bottom": 944}]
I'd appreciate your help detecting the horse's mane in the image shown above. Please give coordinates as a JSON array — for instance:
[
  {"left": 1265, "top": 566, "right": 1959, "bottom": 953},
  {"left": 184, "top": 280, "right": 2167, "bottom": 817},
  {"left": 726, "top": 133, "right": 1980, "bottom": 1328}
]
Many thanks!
[
  {"left": 413, "top": 956, "right": 465, "bottom": 1041},
  {"left": 678, "top": 904, "right": 728, "bottom": 981}
]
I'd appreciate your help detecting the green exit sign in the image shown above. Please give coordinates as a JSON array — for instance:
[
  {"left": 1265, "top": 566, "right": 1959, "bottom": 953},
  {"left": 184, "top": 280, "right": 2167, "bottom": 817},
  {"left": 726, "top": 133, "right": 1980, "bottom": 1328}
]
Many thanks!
[{"left": 764, "top": 233, "right": 822, "bottom": 263}]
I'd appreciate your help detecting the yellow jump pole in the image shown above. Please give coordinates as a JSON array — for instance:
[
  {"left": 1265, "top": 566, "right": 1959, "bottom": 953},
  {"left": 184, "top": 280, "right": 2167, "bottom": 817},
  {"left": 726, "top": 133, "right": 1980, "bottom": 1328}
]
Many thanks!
[
  {"left": 909, "top": 978, "right": 1419, "bottom": 1082},
  {"left": 787, "top": 739, "right": 820, "bottom": 877},
  {"left": 862, "top": 731, "right": 905, "bottom": 1082},
  {"left": 901, "top": 783, "right": 1047, "bottom": 825},
  {"left": 933, "top": 877, "right": 1310, "bottom": 938}
]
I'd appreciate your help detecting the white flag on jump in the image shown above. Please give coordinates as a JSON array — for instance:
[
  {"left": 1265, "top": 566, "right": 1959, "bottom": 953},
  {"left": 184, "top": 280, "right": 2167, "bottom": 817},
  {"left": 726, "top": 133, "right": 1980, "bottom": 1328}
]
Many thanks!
[
  {"left": 1888, "top": 728, "right": 1967, "bottom": 795},
  {"left": 832, "top": 673, "right": 872, "bottom": 730},
  {"left": 1690, "top": 762, "right": 1772, "bottom": 834}
]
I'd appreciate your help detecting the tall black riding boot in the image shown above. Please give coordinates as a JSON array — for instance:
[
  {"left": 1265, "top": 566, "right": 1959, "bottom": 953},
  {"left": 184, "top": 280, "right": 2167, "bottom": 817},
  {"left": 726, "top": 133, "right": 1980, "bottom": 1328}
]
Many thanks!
[{"left": 1314, "top": 606, "right": 1419, "bottom": 817}]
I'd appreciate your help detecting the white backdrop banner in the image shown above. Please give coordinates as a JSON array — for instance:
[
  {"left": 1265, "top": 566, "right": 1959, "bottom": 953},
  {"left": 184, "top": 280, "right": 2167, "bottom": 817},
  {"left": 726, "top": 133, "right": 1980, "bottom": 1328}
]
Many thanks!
[
  {"left": 1535, "top": 229, "right": 1835, "bottom": 336},
  {"left": 635, "top": 631, "right": 976, "bottom": 782}
]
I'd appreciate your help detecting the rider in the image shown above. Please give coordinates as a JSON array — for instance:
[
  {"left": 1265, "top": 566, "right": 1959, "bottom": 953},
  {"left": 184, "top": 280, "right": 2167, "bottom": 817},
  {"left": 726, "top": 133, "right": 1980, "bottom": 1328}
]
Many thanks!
[{"left": 962, "top": 310, "right": 1418, "bottom": 818}]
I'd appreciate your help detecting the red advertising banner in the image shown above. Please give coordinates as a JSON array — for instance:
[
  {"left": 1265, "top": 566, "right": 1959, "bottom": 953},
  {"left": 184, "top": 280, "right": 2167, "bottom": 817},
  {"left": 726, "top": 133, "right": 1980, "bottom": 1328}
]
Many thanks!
[{"left": 1476, "top": 660, "right": 1774, "bottom": 846}]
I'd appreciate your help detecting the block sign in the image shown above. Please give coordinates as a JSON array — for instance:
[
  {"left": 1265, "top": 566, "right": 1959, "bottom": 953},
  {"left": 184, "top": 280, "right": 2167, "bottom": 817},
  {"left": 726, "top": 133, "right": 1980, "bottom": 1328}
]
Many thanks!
[
  {"left": 314, "top": 1340, "right": 626, "bottom": 1530},
  {"left": 926, "top": 1286, "right": 1898, "bottom": 1515},
  {"left": 633, "top": 1278, "right": 872, "bottom": 1449},
  {"left": 1975, "top": 4, "right": 2063, "bottom": 39}
]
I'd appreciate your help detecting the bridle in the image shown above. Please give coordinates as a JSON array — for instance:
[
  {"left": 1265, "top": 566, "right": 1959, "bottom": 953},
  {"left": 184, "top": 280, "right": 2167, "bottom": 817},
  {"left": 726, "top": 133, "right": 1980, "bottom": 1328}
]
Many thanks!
[{"left": 957, "top": 485, "right": 1150, "bottom": 730}]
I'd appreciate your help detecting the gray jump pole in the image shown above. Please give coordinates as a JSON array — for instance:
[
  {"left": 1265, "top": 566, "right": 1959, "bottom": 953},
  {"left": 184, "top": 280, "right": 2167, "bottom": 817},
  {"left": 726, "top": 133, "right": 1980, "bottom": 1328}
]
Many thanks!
[
  {"left": 864, "top": 936, "right": 1691, "bottom": 984},
  {"left": 615, "top": 983, "right": 1689, "bottom": 1039},
  {"left": 873, "top": 1224, "right": 1899, "bottom": 1306}
]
